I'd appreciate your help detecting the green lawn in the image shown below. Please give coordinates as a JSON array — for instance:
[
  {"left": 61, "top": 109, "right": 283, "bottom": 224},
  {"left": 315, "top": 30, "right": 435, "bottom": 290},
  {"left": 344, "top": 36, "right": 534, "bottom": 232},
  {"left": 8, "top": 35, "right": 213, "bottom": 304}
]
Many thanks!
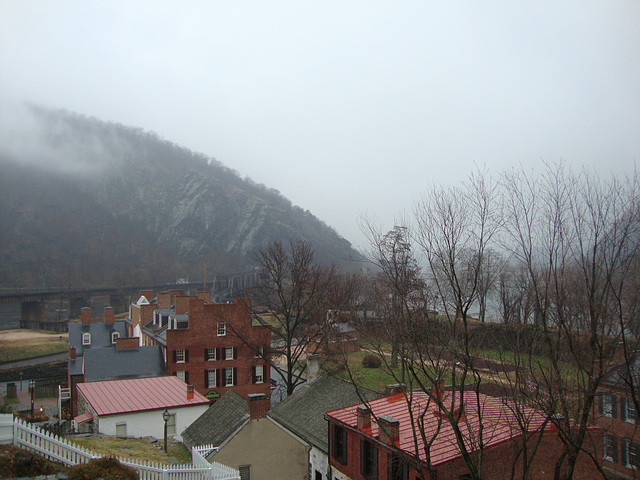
[
  {"left": 68, "top": 436, "right": 192, "bottom": 465},
  {"left": 0, "top": 332, "right": 68, "bottom": 363}
]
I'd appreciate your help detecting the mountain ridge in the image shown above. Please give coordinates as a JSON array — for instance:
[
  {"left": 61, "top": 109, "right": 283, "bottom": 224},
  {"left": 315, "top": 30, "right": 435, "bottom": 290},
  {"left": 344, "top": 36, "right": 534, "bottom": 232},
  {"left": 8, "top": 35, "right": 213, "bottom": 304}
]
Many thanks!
[{"left": 0, "top": 104, "right": 362, "bottom": 288}]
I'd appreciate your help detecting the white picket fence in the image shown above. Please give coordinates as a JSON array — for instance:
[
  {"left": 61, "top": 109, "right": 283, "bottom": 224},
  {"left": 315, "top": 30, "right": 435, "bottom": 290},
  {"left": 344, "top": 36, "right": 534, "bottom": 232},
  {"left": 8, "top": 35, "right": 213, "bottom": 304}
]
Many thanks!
[{"left": 0, "top": 414, "right": 239, "bottom": 480}]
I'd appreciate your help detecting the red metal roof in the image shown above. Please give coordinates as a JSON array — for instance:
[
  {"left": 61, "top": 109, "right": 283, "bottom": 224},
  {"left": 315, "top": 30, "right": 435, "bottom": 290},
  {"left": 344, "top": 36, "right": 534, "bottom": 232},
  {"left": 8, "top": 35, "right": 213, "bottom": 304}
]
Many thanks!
[
  {"left": 77, "top": 376, "right": 209, "bottom": 416},
  {"left": 74, "top": 412, "right": 93, "bottom": 424},
  {"left": 326, "top": 391, "right": 551, "bottom": 467}
]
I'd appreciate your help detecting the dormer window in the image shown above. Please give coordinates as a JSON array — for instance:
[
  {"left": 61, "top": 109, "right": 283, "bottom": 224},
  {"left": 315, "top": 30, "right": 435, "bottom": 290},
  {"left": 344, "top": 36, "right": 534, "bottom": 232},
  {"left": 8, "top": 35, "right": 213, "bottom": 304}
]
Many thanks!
[
  {"left": 111, "top": 331, "right": 120, "bottom": 344},
  {"left": 82, "top": 332, "right": 91, "bottom": 346}
]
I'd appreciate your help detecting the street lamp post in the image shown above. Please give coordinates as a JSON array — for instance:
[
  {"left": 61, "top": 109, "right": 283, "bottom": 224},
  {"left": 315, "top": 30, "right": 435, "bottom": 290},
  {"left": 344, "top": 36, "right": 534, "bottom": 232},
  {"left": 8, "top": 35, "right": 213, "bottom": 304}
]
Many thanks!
[
  {"left": 162, "top": 409, "right": 170, "bottom": 453},
  {"left": 28, "top": 380, "right": 36, "bottom": 420}
]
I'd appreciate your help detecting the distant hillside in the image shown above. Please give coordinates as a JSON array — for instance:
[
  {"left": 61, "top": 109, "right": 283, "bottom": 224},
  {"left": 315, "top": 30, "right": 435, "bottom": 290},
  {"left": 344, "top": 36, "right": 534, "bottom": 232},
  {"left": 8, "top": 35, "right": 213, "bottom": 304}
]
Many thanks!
[{"left": 0, "top": 104, "right": 362, "bottom": 288}]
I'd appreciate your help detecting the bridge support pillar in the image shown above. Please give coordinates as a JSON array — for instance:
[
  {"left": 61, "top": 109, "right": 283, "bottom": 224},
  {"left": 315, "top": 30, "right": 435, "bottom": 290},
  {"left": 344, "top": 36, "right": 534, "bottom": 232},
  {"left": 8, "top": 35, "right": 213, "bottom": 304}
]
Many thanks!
[
  {"left": 109, "top": 295, "right": 127, "bottom": 314},
  {"left": 69, "top": 297, "right": 88, "bottom": 320},
  {"left": 20, "top": 301, "right": 47, "bottom": 328}
]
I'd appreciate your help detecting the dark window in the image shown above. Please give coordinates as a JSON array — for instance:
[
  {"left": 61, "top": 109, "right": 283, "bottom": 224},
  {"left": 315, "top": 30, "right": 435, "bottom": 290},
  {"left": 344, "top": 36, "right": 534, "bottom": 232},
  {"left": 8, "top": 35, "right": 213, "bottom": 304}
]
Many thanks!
[
  {"left": 332, "top": 424, "right": 347, "bottom": 464},
  {"left": 603, "top": 434, "right": 618, "bottom": 463},
  {"left": 239, "top": 464, "right": 250, "bottom": 480},
  {"left": 315, "top": 471, "right": 322, "bottom": 480},
  {"left": 599, "top": 393, "right": 617, "bottom": 418},
  {"left": 360, "top": 439, "right": 378, "bottom": 479},
  {"left": 388, "top": 454, "right": 409, "bottom": 480}
]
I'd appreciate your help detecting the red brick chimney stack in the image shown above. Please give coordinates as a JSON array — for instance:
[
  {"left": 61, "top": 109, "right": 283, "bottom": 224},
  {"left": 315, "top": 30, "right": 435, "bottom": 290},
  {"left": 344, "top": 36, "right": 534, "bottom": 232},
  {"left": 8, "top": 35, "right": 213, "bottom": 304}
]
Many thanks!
[
  {"left": 104, "top": 307, "right": 114, "bottom": 325},
  {"left": 432, "top": 378, "right": 445, "bottom": 402},
  {"left": 69, "top": 346, "right": 76, "bottom": 359},
  {"left": 116, "top": 337, "right": 139, "bottom": 350},
  {"left": 356, "top": 405, "right": 371, "bottom": 431},
  {"left": 187, "top": 384, "right": 195, "bottom": 400},
  {"left": 378, "top": 415, "right": 400, "bottom": 444},
  {"left": 247, "top": 393, "right": 270, "bottom": 419},
  {"left": 80, "top": 307, "right": 91, "bottom": 325},
  {"left": 197, "top": 291, "right": 210, "bottom": 303}
]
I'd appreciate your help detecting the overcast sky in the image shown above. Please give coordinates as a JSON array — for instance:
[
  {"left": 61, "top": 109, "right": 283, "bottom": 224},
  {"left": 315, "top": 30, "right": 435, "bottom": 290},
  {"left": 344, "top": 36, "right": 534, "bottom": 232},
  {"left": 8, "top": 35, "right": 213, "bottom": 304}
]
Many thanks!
[{"left": 1, "top": 1, "right": 638, "bottom": 249}]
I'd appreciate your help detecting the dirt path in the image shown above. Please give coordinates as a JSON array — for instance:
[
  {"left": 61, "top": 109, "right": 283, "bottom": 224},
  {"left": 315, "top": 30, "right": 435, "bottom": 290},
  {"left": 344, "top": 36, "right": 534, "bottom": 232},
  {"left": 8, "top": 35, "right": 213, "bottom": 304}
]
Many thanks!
[{"left": 0, "top": 329, "right": 68, "bottom": 341}]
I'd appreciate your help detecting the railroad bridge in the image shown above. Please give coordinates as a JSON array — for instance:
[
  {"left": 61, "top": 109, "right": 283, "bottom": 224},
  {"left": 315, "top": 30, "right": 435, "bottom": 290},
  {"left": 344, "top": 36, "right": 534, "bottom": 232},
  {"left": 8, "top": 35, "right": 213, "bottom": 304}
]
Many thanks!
[{"left": 0, "top": 273, "right": 258, "bottom": 331}]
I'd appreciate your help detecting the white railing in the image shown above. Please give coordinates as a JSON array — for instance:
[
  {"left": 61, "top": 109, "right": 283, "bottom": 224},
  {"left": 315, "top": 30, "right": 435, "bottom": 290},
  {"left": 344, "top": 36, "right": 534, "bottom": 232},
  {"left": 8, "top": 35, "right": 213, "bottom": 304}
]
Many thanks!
[{"left": 0, "top": 415, "right": 239, "bottom": 480}]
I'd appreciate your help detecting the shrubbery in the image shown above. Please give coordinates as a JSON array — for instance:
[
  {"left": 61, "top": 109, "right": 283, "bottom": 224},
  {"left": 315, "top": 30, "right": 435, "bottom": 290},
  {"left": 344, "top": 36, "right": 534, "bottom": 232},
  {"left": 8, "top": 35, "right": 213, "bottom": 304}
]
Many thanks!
[
  {"left": 68, "top": 456, "right": 138, "bottom": 480},
  {"left": 362, "top": 354, "right": 382, "bottom": 368}
]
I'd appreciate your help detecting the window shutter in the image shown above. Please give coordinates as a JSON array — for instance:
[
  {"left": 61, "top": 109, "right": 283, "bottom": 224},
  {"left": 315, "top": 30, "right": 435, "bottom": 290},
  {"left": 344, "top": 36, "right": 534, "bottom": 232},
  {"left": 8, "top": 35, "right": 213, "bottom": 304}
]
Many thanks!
[
  {"left": 613, "top": 436, "right": 618, "bottom": 463},
  {"left": 204, "top": 371, "right": 209, "bottom": 388},
  {"left": 217, "top": 348, "right": 221, "bottom": 361},
  {"left": 184, "top": 371, "right": 189, "bottom": 384},
  {"left": 185, "top": 350, "right": 189, "bottom": 363},
  {"left": 252, "top": 366, "right": 256, "bottom": 384},
  {"left": 204, "top": 348, "right": 208, "bottom": 361},
  {"left": 217, "top": 369, "right": 221, "bottom": 388},
  {"left": 622, "top": 439, "right": 629, "bottom": 466},
  {"left": 233, "top": 347, "right": 237, "bottom": 359},
  {"left": 360, "top": 440, "right": 365, "bottom": 475},
  {"left": 612, "top": 395, "right": 618, "bottom": 419},
  {"left": 173, "top": 350, "right": 177, "bottom": 363},
  {"left": 233, "top": 367, "right": 237, "bottom": 386},
  {"left": 621, "top": 397, "right": 627, "bottom": 422},
  {"left": 599, "top": 394, "right": 604, "bottom": 415}
]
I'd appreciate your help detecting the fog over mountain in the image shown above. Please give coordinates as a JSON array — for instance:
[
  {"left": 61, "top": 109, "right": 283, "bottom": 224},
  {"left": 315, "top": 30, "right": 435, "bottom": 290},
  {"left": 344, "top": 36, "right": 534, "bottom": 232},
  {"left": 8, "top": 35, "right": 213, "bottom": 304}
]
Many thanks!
[{"left": 0, "top": 104, "right": 362, "bottom": 288}]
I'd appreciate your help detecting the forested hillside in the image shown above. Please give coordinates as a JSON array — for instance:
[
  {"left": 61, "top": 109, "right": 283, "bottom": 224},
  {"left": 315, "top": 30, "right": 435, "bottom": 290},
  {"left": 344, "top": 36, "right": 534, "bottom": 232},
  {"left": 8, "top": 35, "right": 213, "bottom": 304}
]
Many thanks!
[{"left": 0, "top": 105, "right": 361, "bottom": 288}]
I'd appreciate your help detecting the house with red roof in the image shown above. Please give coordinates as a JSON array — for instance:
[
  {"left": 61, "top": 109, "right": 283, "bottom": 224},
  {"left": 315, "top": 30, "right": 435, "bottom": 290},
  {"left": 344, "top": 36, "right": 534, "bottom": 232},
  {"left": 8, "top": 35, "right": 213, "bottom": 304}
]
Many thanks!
[
  {"left": 326, "top": 386, "right": 600, "bottom": 480},
  {"left": 74, "top": 376, "right": 209, "bottom": 442}
]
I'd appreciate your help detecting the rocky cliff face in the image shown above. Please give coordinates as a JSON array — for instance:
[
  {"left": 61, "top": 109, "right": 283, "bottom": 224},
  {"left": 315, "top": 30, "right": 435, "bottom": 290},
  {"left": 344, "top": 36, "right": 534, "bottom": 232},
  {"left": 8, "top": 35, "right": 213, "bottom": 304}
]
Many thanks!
[{"left": 0, "top": 105, "right": 361, "bottom": 288}]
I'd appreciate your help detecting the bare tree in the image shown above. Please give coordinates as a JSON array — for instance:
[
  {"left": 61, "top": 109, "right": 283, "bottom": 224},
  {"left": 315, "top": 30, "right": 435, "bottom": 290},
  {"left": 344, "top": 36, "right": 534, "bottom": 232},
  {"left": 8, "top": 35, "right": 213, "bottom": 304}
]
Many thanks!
[{"left": 248, "top": 239, "right": 351, "bottom": 397}]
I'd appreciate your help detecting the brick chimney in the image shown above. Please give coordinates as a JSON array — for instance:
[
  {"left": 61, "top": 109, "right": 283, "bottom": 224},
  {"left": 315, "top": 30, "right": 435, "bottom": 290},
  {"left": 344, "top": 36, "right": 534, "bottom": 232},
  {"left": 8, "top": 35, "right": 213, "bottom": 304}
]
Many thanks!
[
  {"left": 175, "top": 295, "right": 191, "bottom": 315},
  {"left": 157, "top": 292, "right": 172, "bottom": 309},
  {"left": 247, "top": 393, "right": 270, "bottom": 420},
  {"left": 80, "top": 307, "right": 92, "bottom": 325},
  {"left": 306, "top": 354, "right": 321, "bottom": 384},
  {"left": 104, "top": 307, "right": 114, "bottom": 325},
  {"left": 116, "top": 337, "right": 139, "bottom": 350},
  {"left": 69, "top": 346, "right": 76, "bottom": 360},
  {"left": 356, "top": 405, "right": 371, "bottom": 431},
  {"left": 432, "top": 378, "right": 444, "bottom": 402},
  {"left": 385, "top": 383, "right": 406, "bottom": 396},
  {"left": 378, "top": 415, "right": 400, "bottom": 444},
  {"left": 187, "top": 384, "right": 195, "bottom": 400},
  {"left": 197, "top": 291, "right": 210, "bottom": 303}
]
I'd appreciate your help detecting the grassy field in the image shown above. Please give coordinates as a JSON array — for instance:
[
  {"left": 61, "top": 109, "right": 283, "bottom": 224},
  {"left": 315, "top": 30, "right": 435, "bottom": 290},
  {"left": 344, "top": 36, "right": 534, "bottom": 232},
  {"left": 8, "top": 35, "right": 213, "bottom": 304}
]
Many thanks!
[
  {"left": 0, "top": 330, "right": 68, "bottom": 363},
  {"left": 68, "top": 436, "right": 192, "bottom": 465}
]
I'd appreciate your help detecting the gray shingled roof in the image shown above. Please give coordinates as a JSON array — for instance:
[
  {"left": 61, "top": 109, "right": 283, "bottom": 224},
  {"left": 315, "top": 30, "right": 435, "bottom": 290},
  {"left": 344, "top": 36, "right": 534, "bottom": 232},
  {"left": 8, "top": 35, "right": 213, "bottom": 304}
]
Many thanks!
[
  {"left": 181, "top": 390, "right": 249, "bottom": 449},
  {"left": 268, "top": 375, "right": 382, "bottom": 453},
  {"left": 68, "top": 320, "right": 128, "bottom": 355},
  {"left": 602, "top": 356, "right": 640, "bottom": 390},
  {"left": 83, "top": 345, "right": 166, "bottom": 382}
]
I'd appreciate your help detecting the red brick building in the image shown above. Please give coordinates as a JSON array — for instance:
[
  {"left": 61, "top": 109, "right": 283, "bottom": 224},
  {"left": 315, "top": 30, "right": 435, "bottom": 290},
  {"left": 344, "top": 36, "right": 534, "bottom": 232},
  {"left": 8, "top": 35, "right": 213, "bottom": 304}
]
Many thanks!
[
  {"left": 165, "top": 297, "right": 271, "bottom": 401},
  {"left": 594, "top": 358, "right": 640, "bottom": 478},
  {"left": 326, "top": 388, "right": 600, "bottom": 480}
]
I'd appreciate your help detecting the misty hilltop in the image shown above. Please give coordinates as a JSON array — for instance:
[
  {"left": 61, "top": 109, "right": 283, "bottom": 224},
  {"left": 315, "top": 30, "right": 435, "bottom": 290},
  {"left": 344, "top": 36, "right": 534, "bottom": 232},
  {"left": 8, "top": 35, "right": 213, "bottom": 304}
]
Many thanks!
[{"left": 0, "top": 104, "right": 362, "bottom": 288}]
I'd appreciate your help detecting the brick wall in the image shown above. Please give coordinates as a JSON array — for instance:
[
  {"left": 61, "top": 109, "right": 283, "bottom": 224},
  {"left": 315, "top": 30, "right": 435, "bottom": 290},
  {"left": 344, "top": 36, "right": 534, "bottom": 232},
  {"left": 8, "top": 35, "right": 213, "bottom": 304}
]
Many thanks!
[{"left": 166, "top": 298, "right": 271, "bottom": 400}]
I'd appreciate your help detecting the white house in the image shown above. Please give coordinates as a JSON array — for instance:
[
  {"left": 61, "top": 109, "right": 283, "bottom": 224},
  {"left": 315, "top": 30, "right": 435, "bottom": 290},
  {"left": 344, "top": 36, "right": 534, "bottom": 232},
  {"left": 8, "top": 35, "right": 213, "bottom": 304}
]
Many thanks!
[{"left": 75, "top": 376, "right": 209, "bottom": 441}]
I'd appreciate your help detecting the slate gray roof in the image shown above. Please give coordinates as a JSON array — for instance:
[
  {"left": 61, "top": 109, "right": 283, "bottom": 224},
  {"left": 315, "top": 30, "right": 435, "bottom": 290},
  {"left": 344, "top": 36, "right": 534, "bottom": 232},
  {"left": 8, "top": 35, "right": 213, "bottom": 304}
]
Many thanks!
[
  {"left": 83, "top": 345, "right": 167, "bottom": 382},
  {"left": 268, "top": 375, "right": 382, "bottom": 453},
  {"left": 602, "top": 356, "right": 640, "bottom": 390},
  {"left": 68, "top": 320, "right": 128, "bottom": 355},
  {"left": 181, "top": 390, "right": 249, "bottom": 449}
]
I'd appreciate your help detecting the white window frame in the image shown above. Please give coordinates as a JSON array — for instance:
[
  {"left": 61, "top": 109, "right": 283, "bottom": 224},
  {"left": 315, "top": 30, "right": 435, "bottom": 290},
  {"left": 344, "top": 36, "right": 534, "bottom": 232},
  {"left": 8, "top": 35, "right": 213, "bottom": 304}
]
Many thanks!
[
  {"left": 224, "top": 367, "right": 235, "bottom": 386},
  {"left": 217, "top": 323, "right": 227, "bottom": 336},
  {"left": 626, "top": 398, "right": 637, "bottom": 424},
  {"left": 176, "top": 370, "right": 186, "bottom": 382},
  {"left": 175, "top": 349, "right": 186, "bottom": 363},
  {"left": 82, "top": 332, "right": 91, "bottom": 346},
  {"left": 224, "top": 346, "right": 234, "bottom": 360},
  {"left": 111, "top": 331, "right": 120, "bottom": 344},
  {"left": 207, "top": 369, "right": 217, "bottom": 388},
  {"left": 206, "top": 348, "right": 217, "bottom": 361},
  {"left": 116, "top": 422, "right": 127, "bottom": 437},
  {"left": 603, "top": 433, "right": 616, "bottom": 462},
  {"left": 603, "top": 394, "right": 615, "bottom": 418},
  {"left": 254, "top": 365, "right": 264, "bottom": 384}
]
